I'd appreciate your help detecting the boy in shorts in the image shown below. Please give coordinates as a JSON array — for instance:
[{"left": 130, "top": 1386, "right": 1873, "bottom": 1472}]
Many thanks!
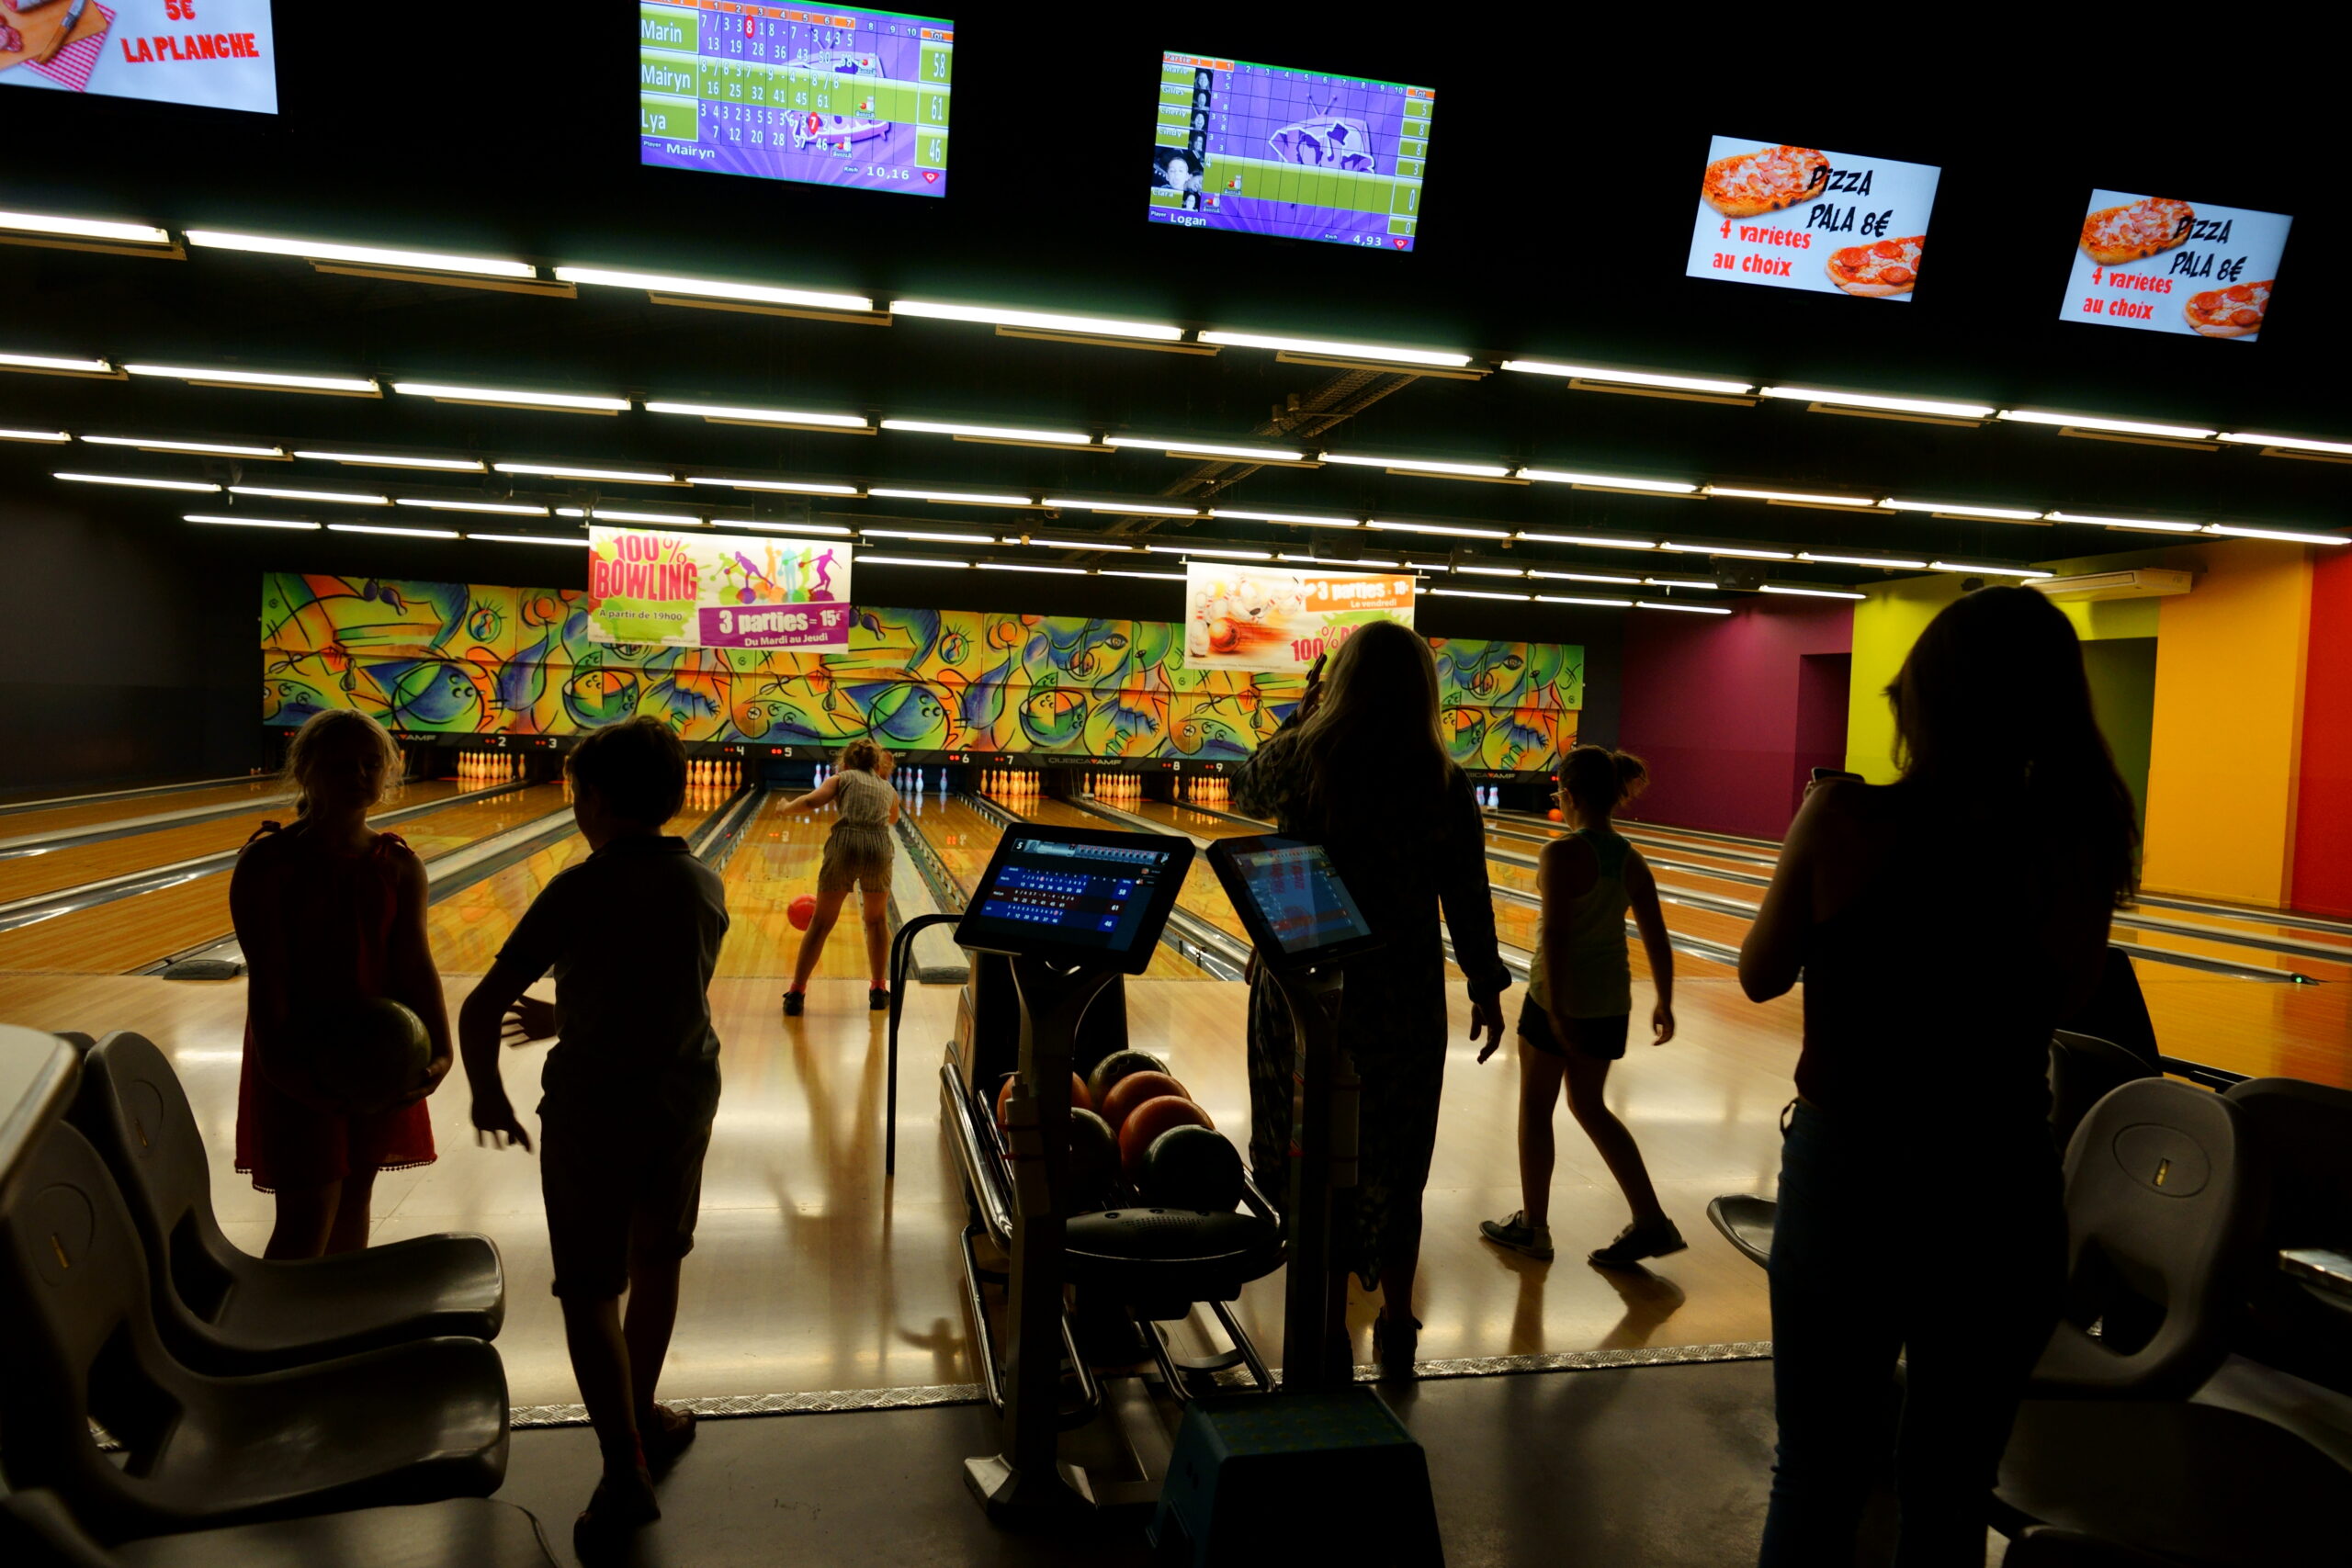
[{"left": 459, "top": 716, "right": 729, "bottom": 1538}]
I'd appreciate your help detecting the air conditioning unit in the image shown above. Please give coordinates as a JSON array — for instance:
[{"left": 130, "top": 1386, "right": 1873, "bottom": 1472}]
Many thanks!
[{"left": 2028, "top": 568, "right": 2196, "bottom": 603}]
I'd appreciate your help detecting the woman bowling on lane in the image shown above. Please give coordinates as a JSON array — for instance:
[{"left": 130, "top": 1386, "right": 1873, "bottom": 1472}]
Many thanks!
[
  {"left": 231, "top": 710, "right": 452, "bottom": 1258},
  {"left": 781, "top": 739, "right": 900, "bottom": 1016},
  {"left": 1236, "top": 622, "right": 1510, "bottom": 1381},
  {"left": 1477, "top": 747, "right": 1681, "bottom": 1269},
  {"left": 1740, "top": 586, "right": 2138, "bottom": 1568}
]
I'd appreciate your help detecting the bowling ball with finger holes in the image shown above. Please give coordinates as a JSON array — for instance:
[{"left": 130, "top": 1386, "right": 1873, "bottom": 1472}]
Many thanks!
[
  {"left": 995, "top": 1072, "right": 1093, "bottom": 1130},
  {"left": 1099, "top": 1070, "right": 1189, "bottom": 1132},
  {"left": 1138, "top": 1123, "right": 1244, "bottom": 1212},
  {"left": 788, "top": 894, "right": 817, "bottom": 931},
  {"left": 293, "top": 997, "right": 432, "bottom": 1113},
  {"left": 1086, "top": 1049, "right": 1169, "bottom": 1108},
  {"left": 1119, "top": 1096, "right": 1214, "bottom": 1179}
]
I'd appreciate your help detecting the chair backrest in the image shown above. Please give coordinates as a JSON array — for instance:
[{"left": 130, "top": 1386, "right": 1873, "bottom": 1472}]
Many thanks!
[
  {"left": 0, "top": 1492, "right": 118, "bottom": 1568},
  {"left": 2048, "top": 1031, "right": 2159, "bottom": 1152},
  {"left": 0, "top": 1122, "right": 198, "bottom": 1520},
  {"left": 2035, "top": 1077, "right": 2262, "bottom": 1399},
  {"left": 2003, "top": 1526, "right": 2182, "bottom": 1567},
  {"left": 71, "top": 1032, "right": 242, "bottom": 1335},
  {"left": 2222, "top": 1077, "right": 2352, "bottom": 1251}
]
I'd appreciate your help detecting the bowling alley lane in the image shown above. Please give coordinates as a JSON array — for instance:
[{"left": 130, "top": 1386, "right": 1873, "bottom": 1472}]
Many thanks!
[
  {"left": 0, "top": 776, "right": 293, "bottom": 843},
  {"left": 712, "top": 789, "right": 905, "bottom": 980}
]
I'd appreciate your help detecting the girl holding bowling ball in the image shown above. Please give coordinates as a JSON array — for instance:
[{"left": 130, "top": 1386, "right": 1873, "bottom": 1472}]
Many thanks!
[{"left": 780, "top": 739, "right": 899, "bottom": 1016}]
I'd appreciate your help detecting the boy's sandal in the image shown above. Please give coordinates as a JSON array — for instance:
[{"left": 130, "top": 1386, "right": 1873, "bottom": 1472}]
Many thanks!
[
  {"left": 642, "top": 1403, "right": 697, "bottom": 1471},
  {"left": 575, "top": 1464, "right": 660, "bottom": 1547}
]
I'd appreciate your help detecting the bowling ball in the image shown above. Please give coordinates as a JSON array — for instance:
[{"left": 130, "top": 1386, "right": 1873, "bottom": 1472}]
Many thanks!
[
  {"left": 995, "top": 1071, "right": 1092, "bottom": 1130},
  {"left": 296, "top": 997, "right": 432, "bottom": 1112},
  {"left": 1137, "top": 1124, "right": 1244, "bottom": 1213},
  {"left": 1546, "top": 807, "right": 1565, "bottom": 822},
  {"left": 1118, "top": 1096, "right": 1213, "bottom": 1179},
  {"left": 1085, "top": 1049, "right": 1168, "bottom": 1107},
  {"left": 1068, "top": 1109, "right": 1119, "bottom": 1211},
  {"left": 787, "top": 894, "right": 818, "bottom": 931},
  {"left": 1099, "top": 1070, "right": 1189, "bottom": 1132}
]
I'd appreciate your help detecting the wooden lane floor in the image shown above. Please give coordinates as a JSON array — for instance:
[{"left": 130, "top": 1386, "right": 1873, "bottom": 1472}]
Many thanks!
[
  {"left": 0, "top": 969, "right": 1784, "bottom": 1406},
  {"left": 0, "top": 784, "right": 574, "bottom": 976},
  {"left": 0, "top": 777, "right": 288, "bottom": 840},
  {"left": 0, "top": 780, "right": 462, "bottom": 904},
  {"left": 710, "top": 789, "right": 905, "bottom": 982}
]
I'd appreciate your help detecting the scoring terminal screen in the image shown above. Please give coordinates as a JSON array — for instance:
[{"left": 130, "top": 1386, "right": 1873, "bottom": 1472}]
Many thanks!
[
  {"left": 1231, "top": 843, "right": 1373, "bottom": 955},
  {"left": 640, "top": 5, "right": 952, "bottom": 197},
  {"left": 965, "top": 836, "right": 1178, "bottom": 958},
  {"left": 1151, "top": 52, "right": 1432, "bottom": 252}
]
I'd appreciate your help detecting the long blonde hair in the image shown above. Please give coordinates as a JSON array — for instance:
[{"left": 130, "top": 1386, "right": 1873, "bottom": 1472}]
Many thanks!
[
  {"left": 282, "top": 710, "right": 402, "bottom": 817},
  {"left": 1288, "top": 620, "right": 1452, "bottom": 829}
]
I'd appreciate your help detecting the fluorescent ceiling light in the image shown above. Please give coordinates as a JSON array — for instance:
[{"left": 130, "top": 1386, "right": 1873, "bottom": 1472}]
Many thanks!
[
  {"left": 186, "top": 230, "right": 537, "bottom": 280},
  {"left": 1317, "top": 557, "right": 1412, "bottom": 570},
  {"left": 731, "top": 520, "right": 854, "bottom": 536},
  {"left": 1536, "top": 594, "right": 1633, "bottom": 608},
  {"left": 1758, "top": 387, "right": 1995, "bottom": 418},
  {"left": 1322, "top": 452, "right": 1512, "bottom": 478},
  {"left": 1042, "top": 498, "right": 1202, "bottom": 516},
  {"left": 1007, "top": 536, "right": 1142, "bottom": 552},
  {"left": 123, "top": 363, "right": 378, "bottom": 393},
  {"left": 888, "top": 299, "right": 1183, "bottom": 342},
  {"left": 590, "top": 507, "right": 704, "bottom": 526},
  {"left": 880, "top": 418, "right": 1093, "bottom": 446},
  {"left": 184, "top": 513, "right": 317, "bottom": 530},
  {"left": 1145, "top": 544, "right": 1272, "bottom": 560},
  {"left": 495, "top": 461, "right": 674, "bottom": 484},
  {"left": 1195, "top": 330, "right": 1473, "bottom": 368},
  {"left": 328, "top": 522, "right": 461, "bottom": 538},
  {"left": 1500, "top": 360, "right": 1753, "bottom": 395},
  {"left": 391, "top": 382, "right": 630, "bottom": 412},
  {"left": 395, "top": 498, "right": 549, "bottom": 516},
  {"left": 1210, "top": 508, "right": 1361, "bottom": 529},
  {"left": 2043, "top": 512, "right": 2203, "bottom": 534},
  {"left": 54, "top": 472, "right": 220, "bottom": 492},
  {"left": 646, "top": 400, "right": 869, "bottom": 430},
  {"left": 868, "top": 487, "right": 1033, "bottom": 506},
  {"left": 0, "top": 209, "right": 170, "bottom": 246},
  {"left": 1930, "top": 561, "right": 2055, "bottom": 579},
  {"left": 1529, "top": 570, "right": 1643, "bottom": 584},
  {"left": 2203, "top": 524, "right": 2350, "bottom": 546},
  {"left": 1516, "top": 468, "right": 1699, "bottom": 493},
  {"left": 686, "top": 476, "right": 862, "bottom": 496},
  {"left": 1659, "top": 543, "right": 1796, "bottom": 559},
  {"left": 1760, "top": 584, "right": 1866, "bottom": 600},
  {"left": 2216, "top": 432, "right": 2352, "bottom": 456},
  {"left": 554, "top": 508, "right": 585, "bottom": 518},
  {"left": 1638, "top": 601, "right": 1734, "bottom": 615},
  {"left": 466, "top": 533, "right": 590, "bottom": 547},
  {"left": 859, "top": 554, "right": 971, "bottom": 568},
  {"left": 1100, "top": 569, "right": 1188, "bottom": 581},
  {"left": 1107, "top": 435, "right": 1306, "bottom": 461},
  {"left": 552, "top": 265, "right": 871, "bottom": 313},
  {"left": 0, "top": 351, "right": 115, "bottom": 373},
  {"left": 1996, "top": 409, "right": 2217, "bottom": 440},
  {"left": 1456, "top": 566, "right": 1526, "bottom": 578},
  {"left": 860, "top": 528, "right": 999, "bottom": 546},
  {"left": 0, "top": 428, "right": 71, "bottom": 443},
  {"left": 1365, "top": 519, "right": 1511, "bottom": 539},
  {"left": 979, "top": 561, "right": 1086, "bottom": 575},
  {"left": 294, "top": 449, "right": 486, "bottom": 472},
  {"left": 230, "top": 486, "right": 389, "bottom": 505},
  {"left": 1644, "top": 576, "right": 1717, "bottom": 589},
  {"left": 1801, "top": 551, "right": 1928, "bottom": 570},
  {"left": 1428, "top": 587, "right": 1530, "bottom": 601},
  {"left": 82, "top": 434, "right": 283, "bottom": 457},
  {"left": 1514, "top": 531, "right": 1657, "bottom": 551},
  {"left": 1704, "top": 486, "right": 1886, "bottom": 508},
  {"left": 1881, "top": 498, "right": 2047, "bottom": 521}
]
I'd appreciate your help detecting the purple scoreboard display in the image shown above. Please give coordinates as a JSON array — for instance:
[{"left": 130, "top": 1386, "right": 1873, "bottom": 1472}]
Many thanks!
[
  {"left": 639, "top": 6, "right": 953, "bottom": 197},
  {"left": 1150, "top": 52, "right": 1432, "bottom": 252}
]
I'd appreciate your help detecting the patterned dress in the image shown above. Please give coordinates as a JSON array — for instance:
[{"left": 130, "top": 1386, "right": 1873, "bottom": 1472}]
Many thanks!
[{"left": 1237, "top": 728, "right": 1510, "bottom": 1289}]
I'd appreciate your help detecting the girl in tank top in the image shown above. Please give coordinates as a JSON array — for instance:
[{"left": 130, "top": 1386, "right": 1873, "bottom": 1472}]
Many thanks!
[
  {"left": 1477, "top": 746, "right": 1682, "bottom": 1268},
  {"left": 781, "top": 738, "right": 900, "bottom": 1016}
]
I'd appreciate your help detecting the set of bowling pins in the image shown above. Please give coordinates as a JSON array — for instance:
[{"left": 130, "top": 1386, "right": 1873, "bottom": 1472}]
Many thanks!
[
  {"left": 459, "top": 752, "right": 520, "bottom": 782},
  {"left": 982, "top": 770, "right": 1040, "bottom": 797},
  {"left": 891, "top": 768, "right": 936, "bottom": 795},
  {"left": 1476, "top": 785, "right": 1502, "bottom": 809},
  {"left": 1084, "top": 772, "right": 1142, "bottom": 802},
  {"left": 687, "top": 760, "right": 741, "bottom": 791},
  {"left": 1176, "top": 775, "right": 1229, "bottom": 805}
]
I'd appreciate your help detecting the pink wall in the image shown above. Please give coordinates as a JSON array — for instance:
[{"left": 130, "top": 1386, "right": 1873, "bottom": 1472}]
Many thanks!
[
  {"left": 1617, "top": 597, "right": 1855, "bottom": 840},
  {"left": 2293, "top": 547, "right": 2352, "bottom": 918}
]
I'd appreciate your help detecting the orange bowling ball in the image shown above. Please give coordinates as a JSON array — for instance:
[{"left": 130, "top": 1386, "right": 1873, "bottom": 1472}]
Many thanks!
[
  {"left": 1098, "top": 1069, "right": 1188, "bottom": 1131},
  {"left": 1546, "top": 807, "right": 1565, "bottom": 822},
  {"left": 1118, "top": 1096, "right": 1214, "bottom": 1178},
  {"left": 996, "top": 1072, "right": 1092, "bottom": 1130},
  {"left": 788, "top": 894, "right": 818, "bottom": 931}
]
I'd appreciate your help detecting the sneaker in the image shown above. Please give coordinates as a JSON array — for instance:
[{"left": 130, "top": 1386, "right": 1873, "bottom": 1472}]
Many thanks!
[
  {"left": 782, "top": 990, "right": 805, "bottom": 1017},
  {"left": 640, "top": 1403, "right": 696, "bottom": 1472},
  {"left": 573, "top": 1464, "right": 659, "bottom": 1558},
  {"left": 1479, "top": 1211, "right": 1555, "bottom": 1262},
  {"left": 1589, "top": 1218, "right": 1687, "bottom": 1269},
  {"left": 869, "top": 987, "right": 890, "bottom": 1011}
]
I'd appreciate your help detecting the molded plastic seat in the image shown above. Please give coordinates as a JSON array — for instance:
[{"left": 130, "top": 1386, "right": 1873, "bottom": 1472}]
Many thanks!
[
  {"left": 2002, "top": 1525, "right": 2192, "bottom": 1565},
  {"left": 2223, "top": 1077, "right": 2352, "bottom": 1393},
  {"left": 1, "top": 1490, "right": 559, "bottom": 1568},
  {"left": 72, "top": 1031, "right": 502, "bottom": 1374},
  {"left": 2047, "top": 1031, "right": 2158, "bottom": 1154},
  {"left": 0, "top": 1123, "right": 508, "bottom": 1541},
  {"left": 1706, "top": 1194, "right": 1775, "bottom": 1269}
]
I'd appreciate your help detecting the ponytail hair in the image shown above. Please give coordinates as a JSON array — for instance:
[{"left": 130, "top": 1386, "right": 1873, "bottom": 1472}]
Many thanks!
[
  {"left": 281, "top": 709, "right": 401, "bottom": 818},
  {"left": 1556, "top": 745, "right": 1648, "bottom": 821},
  {"left": 837, "top": 738, "right": 883, "bottom": 773}
]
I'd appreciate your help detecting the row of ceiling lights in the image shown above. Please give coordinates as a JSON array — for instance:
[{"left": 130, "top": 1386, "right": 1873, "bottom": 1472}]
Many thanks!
[{"left": 3, "top": 208, "right": 2348, "bottom": 456}]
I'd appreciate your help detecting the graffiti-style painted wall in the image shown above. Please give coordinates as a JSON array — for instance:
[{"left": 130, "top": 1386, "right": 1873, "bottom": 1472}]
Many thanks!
[{"left": 262, "top": 574, "right": 1582, "bottom": 767}]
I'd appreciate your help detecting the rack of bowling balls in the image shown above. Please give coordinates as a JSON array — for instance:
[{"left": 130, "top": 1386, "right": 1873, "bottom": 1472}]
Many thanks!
[{"left": 994, "top": 1050, "right": 1245, "bottom": 1216}]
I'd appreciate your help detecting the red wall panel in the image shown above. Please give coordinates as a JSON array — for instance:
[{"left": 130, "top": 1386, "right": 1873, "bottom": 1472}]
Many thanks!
[{"left": 2293, "top": 547, "right": 2352, "bottom": 917}]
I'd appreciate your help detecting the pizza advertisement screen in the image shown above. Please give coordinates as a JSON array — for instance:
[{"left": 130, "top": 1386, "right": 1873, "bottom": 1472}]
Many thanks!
[
  {"left": 1150, "top": 51, "right": 1431, "bottom": 252},
  {"left": 2061, "top": 190, "right": 2290, "bottom": 342},
  {"left": 1687, "top": 136, "right": 1942, "bottom": 301},
  {"left": 640, "top": 5, "right": 952, "bottom": 197},
  {"left": 0, "top": 0, "right": 277, "bottom": 113}
]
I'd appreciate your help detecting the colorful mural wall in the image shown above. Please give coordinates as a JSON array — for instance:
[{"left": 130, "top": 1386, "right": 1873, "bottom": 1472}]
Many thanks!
[{"left": 261, "top": 574, "right": 1582, "bottom": 769}]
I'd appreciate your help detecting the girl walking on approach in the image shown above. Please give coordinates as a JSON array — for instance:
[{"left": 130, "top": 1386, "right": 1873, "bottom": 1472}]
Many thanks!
[{"left": 781, "top": 739, "right": 899, "bottom": 1016}]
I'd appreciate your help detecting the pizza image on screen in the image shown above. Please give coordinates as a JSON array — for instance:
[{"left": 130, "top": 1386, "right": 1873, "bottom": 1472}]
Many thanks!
[
  {"left": 2080, "top": 197, "right": 2194, "bottom": 265},
  {"left": 1702, "top": 144, "right": 1829, "bottom": 216},
  {"left": 1826, "top": 236, "right": 1923, "bottom": 298},
  {"left": 2186, "top": 279, "right": 2271, "bottom": 338},
  {"left": 2058, "top": 189, "right": 2292, "bottom": 343}
]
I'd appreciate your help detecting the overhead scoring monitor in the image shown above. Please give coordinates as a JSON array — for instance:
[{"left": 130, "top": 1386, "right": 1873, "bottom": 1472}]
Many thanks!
[
  {"left": 1151, "top": 51, "right": 1431, "bottom": 252},
  {"left": 954, "top": 824, "right": 1193, "bottom": 974},
  {"left": 1207, "top": 835, "right": 1385, "bottom": 973}
]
